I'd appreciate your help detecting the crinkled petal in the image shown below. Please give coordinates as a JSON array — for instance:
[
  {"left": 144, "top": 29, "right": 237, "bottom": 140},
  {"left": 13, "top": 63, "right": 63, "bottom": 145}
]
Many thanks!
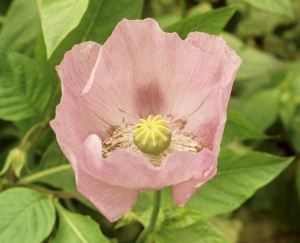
[
  {"left": 79, "top": 18, "right": 220, "bottom": 124},
  {"left": 57, "top": 42, "right": 102, "bottom": 97},
  {"left": 50, "top": 42, "right": 110, "bottom": 171},
  {"left": 77, "top": 164, "right": 139, "bottom": 222},
  {"left": 82, "top": 134, "right": 217, "bottom": 190},
  {"left": 171, "top": 161, "right": 217, "bottom": 206},
  {"left": 183, "top": 33, "right": 242, "bottom": 155}
]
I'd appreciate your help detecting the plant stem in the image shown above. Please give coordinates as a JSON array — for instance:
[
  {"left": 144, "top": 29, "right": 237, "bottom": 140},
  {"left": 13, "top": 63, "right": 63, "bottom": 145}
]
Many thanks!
[
  {"left": 136, "top": 190, "right": 162, "bottom": 243},
  {"left": 179, "top": 0, "right": 187, "bottom": 18}
]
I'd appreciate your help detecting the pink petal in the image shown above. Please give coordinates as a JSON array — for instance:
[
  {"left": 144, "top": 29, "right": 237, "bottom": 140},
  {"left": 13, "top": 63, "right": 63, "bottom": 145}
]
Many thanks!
[
  {"left": 57, "top": 42, "right": 102, "bottom": 97},
  {"left": 79, "top": 18, "right": 221, "bottom": 124},
  {"left": 77, "top": 164, "right": 139, "bottom": 222},
  {"left": 51, "top": 20, "right": 242, "bottom": 221},
  {"left": 82, "top": 134, "right": 217, "bottom": 190},
  {"left": 183, "top": 33, "right": 242, "bottom": 155},
  {"left": 185, "top": 32, "right": 242, "bottom": 104},
  {"left": 83, "top": 134, "right": 157, "bottom": 189},
  {"left": 183, "top": 86, "right": 224, "bottom": 155},
  {"left": 50, "top": 42, "right": 109, "bottom": 171},
  {"left": 171, "top": 161, "right": 217, "bottom": 206}
]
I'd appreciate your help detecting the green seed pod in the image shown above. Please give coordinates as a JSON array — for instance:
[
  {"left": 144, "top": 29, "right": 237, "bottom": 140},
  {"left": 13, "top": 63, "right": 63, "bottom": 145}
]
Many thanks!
[{"left": 133, "top": 115, "right": 172, "bottom": 155}]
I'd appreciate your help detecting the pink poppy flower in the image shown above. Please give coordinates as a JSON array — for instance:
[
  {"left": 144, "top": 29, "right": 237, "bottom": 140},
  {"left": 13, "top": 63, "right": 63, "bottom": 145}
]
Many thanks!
[{"left": 50, "top": 18, "right": 242, "bottom": 222}]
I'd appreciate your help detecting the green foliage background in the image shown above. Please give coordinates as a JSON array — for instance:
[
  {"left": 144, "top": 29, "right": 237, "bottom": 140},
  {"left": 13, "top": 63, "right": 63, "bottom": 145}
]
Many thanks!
[{"left": 0, "top": 0, "right": 299, "bottom": 242}]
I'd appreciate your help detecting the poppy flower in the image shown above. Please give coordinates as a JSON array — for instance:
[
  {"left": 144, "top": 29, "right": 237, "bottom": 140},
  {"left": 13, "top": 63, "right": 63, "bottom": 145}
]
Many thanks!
[{"left": 50, "top": 18, "right": 242, "bottom": 222}]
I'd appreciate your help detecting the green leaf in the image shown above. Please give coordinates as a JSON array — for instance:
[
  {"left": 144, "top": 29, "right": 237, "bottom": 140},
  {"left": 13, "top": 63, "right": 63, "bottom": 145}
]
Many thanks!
[
  {"left": 242, "top": 0, "right": 294, "bottom": 19},
  {"left": 281, "top": 102, "right": 300, "bottom": 153},
  {"left": 18, "top": 141, "right": 96, "bottom": 210},
  {"left": 0, "top": 188, "right": 55, "bottom": 243},
  {"left": 39, "top": 0, "right": 89, "bottom": 58},
  {"left": 36, "top": 141, "right": 76, "bottom": 191},
  {"left": 209, "top": 216, "right": 241, "bottom": 243},
  {"left": 241, "top": 87, "right": 280, "bottom": 131},
  {"left": 42, "top": 0, "right": 144, "bottom": 67},
  {"left": 222, "top": 32, "right": 284, "bottom": 80},
  {"left": 222, "top": 110, "right": 269, "bottom": 145},
  {"left": 53, "top": 201, "right": 109, "bottom": 243},
  {"left": 0, "top": 53, "right": 52, "bottom": 121},
  {"left": 164, "top": 5, "right": 238, "bottom": 38},
  {"left": 0, "top": 0, "right": 40, "bottom": 55},
  {"left": 155, "top": 218, "right": 230, "bottom": 243},
  {"left": 187, "top": 149, "right": 294, "bottom": 217},
  {"left": 279, "top": 70, "right": 300, "bottom": 152},
  {"left": 19, "top": 141, "right": 76, "bottom": 195},
  {"left": 163, "top": 206, "right": 205, "bottom": 230},
  {"left": 78, "top": 0, "right": 143, "bottom": 44}
]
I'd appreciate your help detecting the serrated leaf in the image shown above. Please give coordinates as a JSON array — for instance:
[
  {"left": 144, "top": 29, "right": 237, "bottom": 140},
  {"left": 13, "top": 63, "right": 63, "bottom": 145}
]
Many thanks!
[
  {"left": 222, "top": 110, "right": 269, "bottom": 145},
  {"left": 164, "top": 5, "right": 238, "bottom": 38},
  {"left": 0, "top": 53, "right": 52, "bottom": 121},
  {"left": 155, "top": 218, "right": 230, "bottom": 243},
  {"left": 0, "top": 0, "right": 40, "bottom": 55},
  {"left": 53, "top": 202, "right": 109, "bottom": 243},
  {"left": 187, "top": 149, "right": 294, "bottom": 217},
  {"left": 242, "top": 0, "right": 294, "bottom": 19},
  {"left": 39, "top": 0, "right": 89, "bottom": 58},
  {"left": 0, "top": 188, "right": 55, "bottom": 243}
]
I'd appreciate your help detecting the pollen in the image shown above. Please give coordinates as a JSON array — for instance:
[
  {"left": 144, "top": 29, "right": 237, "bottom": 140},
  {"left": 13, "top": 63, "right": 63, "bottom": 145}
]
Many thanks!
[{"left": 133, "top": 115, "right": 171, "bottom": 155}]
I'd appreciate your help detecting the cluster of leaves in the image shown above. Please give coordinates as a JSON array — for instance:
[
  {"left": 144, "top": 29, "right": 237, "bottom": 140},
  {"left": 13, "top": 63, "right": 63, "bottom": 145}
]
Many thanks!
[{"left": 0, "top": 0, "right": 298, "bottom": 242}]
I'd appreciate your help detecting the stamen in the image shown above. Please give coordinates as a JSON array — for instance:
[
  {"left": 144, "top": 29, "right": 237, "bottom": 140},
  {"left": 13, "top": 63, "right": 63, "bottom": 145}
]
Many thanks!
[{"left": 102, "top": 115, "right": 203, "bottom": 167}]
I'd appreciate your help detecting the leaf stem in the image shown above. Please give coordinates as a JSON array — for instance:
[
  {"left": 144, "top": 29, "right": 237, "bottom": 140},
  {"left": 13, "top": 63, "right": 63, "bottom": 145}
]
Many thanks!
[
  {"left": 18, "top": 164, "right": 72, "bottom": 184},
  {"left": 18, "top": 122, "right": 49, "bottom": 154},
  {"left": 26, "top": 123, "right": 50, "bottom": 152},
  {"left": 17, "top": 184, "right": 82, "bottom": 198},
  {"left": 19, "top": 122, "right": 44, "bottom": 150},
  {"left": 135, "top": 190, "right": 161, "bottom": 243}
]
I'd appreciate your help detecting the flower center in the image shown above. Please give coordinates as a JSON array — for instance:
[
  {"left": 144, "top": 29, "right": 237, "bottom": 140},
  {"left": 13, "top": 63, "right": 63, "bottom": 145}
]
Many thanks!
[
  {"left": 102, "top": 114, "right": 203, "bottom": 167},
  {"left": 133, "top": 115, "right": 171, "bottom": 155}
]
